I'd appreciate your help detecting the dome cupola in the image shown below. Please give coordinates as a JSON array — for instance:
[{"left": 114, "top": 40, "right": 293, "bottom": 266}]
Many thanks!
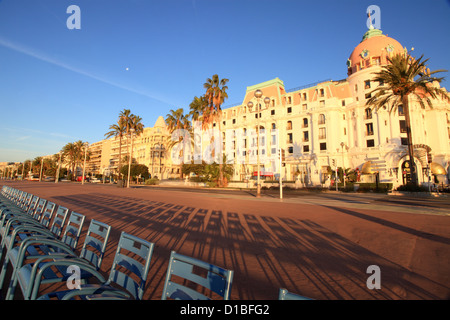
[{"left": 347, "top": 26, "right": 404, "bottom": 76}]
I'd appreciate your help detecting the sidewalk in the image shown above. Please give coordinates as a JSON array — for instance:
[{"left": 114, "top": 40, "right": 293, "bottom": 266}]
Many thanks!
[{"left": 2, "top": 180, "right": 449, "bottom": 300}]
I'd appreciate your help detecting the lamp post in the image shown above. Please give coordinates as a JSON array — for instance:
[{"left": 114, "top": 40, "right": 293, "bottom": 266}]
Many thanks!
[
  {"left": 158, "top": 143, "right": 165, "bottom": 180},
  {"left": 82, "top": 142, "right": 89, "bottom": 185},
  {"left": 127, "top": 129, "right": 135, "bottom": 188},
  {"left": 340, "top": 142, "right": 348, "bottom": 188},
  {"left": 247, "top": 89, "right": 270, "bottom": 198}
]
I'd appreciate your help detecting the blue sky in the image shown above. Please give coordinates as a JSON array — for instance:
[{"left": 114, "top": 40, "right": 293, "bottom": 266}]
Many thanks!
[{"left": 0, "top": 0, "right": 449, "bottom": 162}]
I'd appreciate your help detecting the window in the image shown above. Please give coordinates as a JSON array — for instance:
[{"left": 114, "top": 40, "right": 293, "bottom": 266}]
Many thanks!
[
  {"left": 303, "top": 145, "right": 310, "bottom": 153},
  {"left": 401, "top": 137, "right": 408, "bottom": 145},
  {"left": 287, "top": 133, "right": 293, "bottom": 144},
  {"left": 343, "top": 127, "right": 347, "bottom": 135},
  {"left": 288, "top": 97, "right": 292, "bottom": 104},
  {"left": 302, "top": 118, "right": 308, "bottom": 128},
  {"left": 319, "top": 100, "right": 325, "bottom": 107},
  {"left": 319, "top": 88, "right": 324, "bottom": 97},
  {"left": 365, "top": 80, "right": 371, "bottom": 89},
  {"left": 288, "top": 146, "right": 293, "bottom": 154},
  {"left": 366, "top": 123, "right": 374, "bottom": 136},
  {"left": 232, "top": 119, "right": 236, "bottom": 124},
  {"left": 342, "top": 100, "right": 346, "bottom": 106},
  {"left": 398, "top": 105, "right": 404, "bottom": 116},
  {"left": 271, "top": 110, "right": 275, "bottom": 115},
  {"left": 365, "top": 92, "right": 372, "bottom": 99},
  {"left": 271, "top": 123, "right": 276, "bottom": 130},
  {"left": 366, "top": 139, "right": 375, "bottom": 148},
  {"left": 319, "top": 127, "right": 326, "bottom": 139},
  {"left": 399, "top": 120, "right": 407, "bottom": 133},
  {"left": 320, "top": 142, "right": 327, "bottom": 151},
  {"left": 365, "top": 108, "right": 372, "bottom": 119},
  {"left": 302, "top": 93, "right": 307, "bottom": 100},
  {"left": 318, "top": 114, "right": 325, "bottom": 125},
  {"left": 287, "top": 121, "right": 292, "bottom": 130},
  {"left": 302, "top": 104, "right": 307, "bottom": 110},
  {"left": 303, "top": 131, "right": 309, "bottom": 142},
  {"left": 287, "top": 107, "right": 292, "bottom": 114}
]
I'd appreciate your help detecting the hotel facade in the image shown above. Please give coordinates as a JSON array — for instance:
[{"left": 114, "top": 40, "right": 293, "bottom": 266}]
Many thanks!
[{"left": 86, "top": 26, "right": 450, "bottom": 189}]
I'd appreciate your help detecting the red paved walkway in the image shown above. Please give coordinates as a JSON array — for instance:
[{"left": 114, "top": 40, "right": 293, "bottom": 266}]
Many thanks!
[{"left": 1, "top": 181, "right": 449, "bottom": 300}]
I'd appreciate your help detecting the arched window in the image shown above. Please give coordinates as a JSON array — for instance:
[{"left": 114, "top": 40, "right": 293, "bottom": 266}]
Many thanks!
[
  {"left": 287, "top": 121, "right": 292, "bottom": 130},
  {"left": 302, "top": 118, "right": 308, "bottom": 128},
  {"left": 318, "top": 114, "right": 326, "bottom": 125}
]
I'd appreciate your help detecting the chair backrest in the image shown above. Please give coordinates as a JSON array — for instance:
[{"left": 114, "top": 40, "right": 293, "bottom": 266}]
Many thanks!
[
  {"left": 161, "top": 251, "right": 233, "bottom": 300},
  {"left": 20, "top": 193, "right": 33, "bottom": 210},
  {"left": 49, "top": 206, "right": 70, "bottom": 237},
  {"left": 15, "top": 191, "right": 27, "bottom": 207},
  {"left": 79, "top": 219, "right": 111, "bottom": 270},
  {"left": 29, "top": 197, "right": 45, "bottom": 217},
  {"left": 278, "top": 288, "right": 312, "bottom": 300},
  {"left": 107, "top": 232, "right": 155, "bottom": 300},
  {"left": 61, "top": 211, "right": 85, "bottom": 250},
  {"left": 39, "top": 201, "right": 57, "bottom": 227}
]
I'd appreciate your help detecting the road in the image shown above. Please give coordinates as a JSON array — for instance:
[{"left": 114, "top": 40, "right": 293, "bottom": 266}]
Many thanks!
[{"left": 1, "top": 180, "right": 449, "bottom": 300}]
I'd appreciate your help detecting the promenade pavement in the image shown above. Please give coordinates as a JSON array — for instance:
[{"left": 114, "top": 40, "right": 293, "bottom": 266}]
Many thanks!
[{"left": 1, "top": 180, "right": 449, "bottom": 300}]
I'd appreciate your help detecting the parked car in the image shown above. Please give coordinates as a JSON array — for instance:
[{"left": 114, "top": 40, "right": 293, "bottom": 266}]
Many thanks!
[
  {"left": 76, "top": 176, "right": 89, "bottom": 182},
  {"left": 43, "top": 176, "right": 55, "bottom": 182},
  {"left": 90, "top": 177, "right": 102, "bottom": 183}
]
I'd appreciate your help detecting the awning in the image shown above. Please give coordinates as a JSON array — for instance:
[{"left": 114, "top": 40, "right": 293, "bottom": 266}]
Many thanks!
[
  {"left": 431, "top": 162, "right": 447, "bottom": 175},
  {"left": 252, "top": 171, "right": 274, "bottom": 176}
]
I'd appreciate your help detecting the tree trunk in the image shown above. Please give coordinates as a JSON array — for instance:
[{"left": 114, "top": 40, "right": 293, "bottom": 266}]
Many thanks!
[{"left": 403, "top": 96, "right": 417, "bottom": 186}]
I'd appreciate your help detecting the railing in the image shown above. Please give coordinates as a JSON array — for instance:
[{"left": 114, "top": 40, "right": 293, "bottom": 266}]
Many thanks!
[{"left": 286, "top": 79, "right": 333, "bottom": 93}]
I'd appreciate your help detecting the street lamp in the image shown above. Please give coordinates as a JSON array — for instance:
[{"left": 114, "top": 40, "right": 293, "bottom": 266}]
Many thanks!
[
  {"left": 127, "top": 129, "right": 135, "bottom": 188},
  {"left": 157, "top": 143, "right": 165, "bottom": 180},
  {"left": 82, "top": 142, "right": 89, "bottom": 185},
  {"left": 247, "top": 89, "right": 270, "bottom": 198},
  {"left": 340, "top": 142, "right": 348, "bottom": 188}
]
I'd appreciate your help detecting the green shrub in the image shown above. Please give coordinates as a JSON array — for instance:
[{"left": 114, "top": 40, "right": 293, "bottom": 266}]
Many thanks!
[{"left": 145, "top": 178, "right": 159, "bottom": 185}]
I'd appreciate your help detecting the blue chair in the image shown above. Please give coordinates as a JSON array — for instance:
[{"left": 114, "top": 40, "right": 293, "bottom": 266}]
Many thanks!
[
  {"left": 41, "top": 232, "right": 155, "bottom": 300},
  {"left": 8, "top": 219, "right": 111, "bottom": 300},
  {"left": 278, "top": 288, "right": 312, "bottom": 300},
  {"left": 0, "top": 199, "right": 51, "bottom": 261},
  {"left": 0, "top": 210, "right": 84, "bottom": 291},
  {"left": 161, "top": 251, "right": 233, "bottom": 300},
  {"left": 0, "top": 193, "right": 39, "bottom": 223},
  {"left": 48, "top": 206, "right": 70, "bottom": 237}
]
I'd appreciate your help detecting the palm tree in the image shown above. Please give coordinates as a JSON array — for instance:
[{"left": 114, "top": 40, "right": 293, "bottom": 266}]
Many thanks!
[
  {"left": 62, "top": 142, "right": 78, "bottom": 180},
  {"left": 105, "top": 115, "right": 127, "bottom": 180},
  {"left": 189, "top": 96, "right": 208, "bottom": 126},
  {"left": 366, "top": 52, "right": 449, "bottom": 185},
  {"left": 165, "top": 108, "right": 192, "bottom": 176},
  {"left": 166, "top": 108, "right": 190, "bottom": 133},
  {"left": 203, "top": 74, "right": 229, "bottom": 187}
]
